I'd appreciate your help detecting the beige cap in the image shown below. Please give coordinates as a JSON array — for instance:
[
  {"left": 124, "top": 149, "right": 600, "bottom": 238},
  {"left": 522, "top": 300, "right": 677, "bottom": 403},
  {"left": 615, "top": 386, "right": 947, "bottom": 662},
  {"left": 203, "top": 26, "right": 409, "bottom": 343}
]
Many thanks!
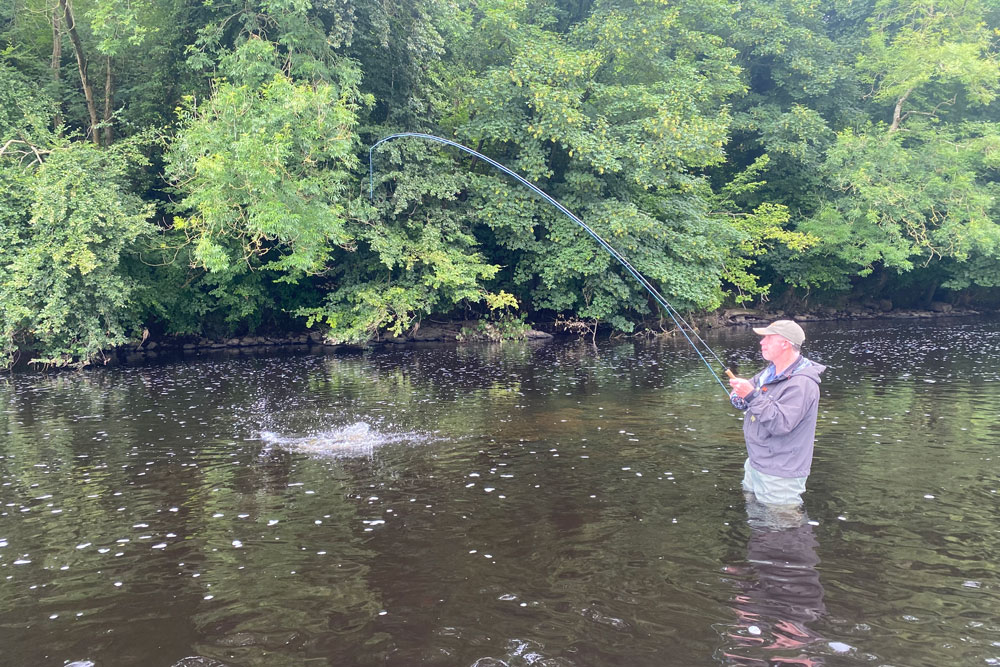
[{"left": 753, "top": 319, "right": 805, "bottom": 347}]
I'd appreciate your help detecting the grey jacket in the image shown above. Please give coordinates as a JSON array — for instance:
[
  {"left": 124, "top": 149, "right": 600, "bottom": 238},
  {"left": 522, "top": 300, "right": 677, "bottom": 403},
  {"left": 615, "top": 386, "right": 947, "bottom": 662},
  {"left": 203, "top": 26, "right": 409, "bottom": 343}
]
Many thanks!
[{"left": 730, "top": 356, "right": 826, "bottom": 478}]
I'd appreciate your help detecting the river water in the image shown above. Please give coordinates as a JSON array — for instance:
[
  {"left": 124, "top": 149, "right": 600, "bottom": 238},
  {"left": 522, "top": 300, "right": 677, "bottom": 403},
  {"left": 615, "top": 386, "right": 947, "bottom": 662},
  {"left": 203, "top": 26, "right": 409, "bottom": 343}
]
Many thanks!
[{"left": 1, "top": 319, "right": 998, "bottom": 666}]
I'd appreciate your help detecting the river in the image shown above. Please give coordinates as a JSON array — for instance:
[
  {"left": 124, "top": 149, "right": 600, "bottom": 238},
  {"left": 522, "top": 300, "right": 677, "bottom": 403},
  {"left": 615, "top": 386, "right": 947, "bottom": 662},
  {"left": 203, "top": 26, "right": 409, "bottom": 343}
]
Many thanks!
[{"left": 1, "top": 318, "right": 998, "bottom": 666}]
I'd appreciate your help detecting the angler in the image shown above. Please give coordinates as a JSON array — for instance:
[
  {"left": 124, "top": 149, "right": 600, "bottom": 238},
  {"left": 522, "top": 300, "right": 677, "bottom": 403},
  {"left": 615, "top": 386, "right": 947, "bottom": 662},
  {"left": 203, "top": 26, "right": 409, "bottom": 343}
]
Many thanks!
[{"left": 728, "top": 320, "right": 826, "bottom": 507}]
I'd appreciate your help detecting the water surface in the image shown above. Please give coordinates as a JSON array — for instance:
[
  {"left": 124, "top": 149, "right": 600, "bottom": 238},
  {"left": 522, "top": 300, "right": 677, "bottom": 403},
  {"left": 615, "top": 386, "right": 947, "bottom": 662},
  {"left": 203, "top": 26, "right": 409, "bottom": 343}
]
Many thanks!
[{"left": 1, "top": 319, "right": 998, "bottom": 666}]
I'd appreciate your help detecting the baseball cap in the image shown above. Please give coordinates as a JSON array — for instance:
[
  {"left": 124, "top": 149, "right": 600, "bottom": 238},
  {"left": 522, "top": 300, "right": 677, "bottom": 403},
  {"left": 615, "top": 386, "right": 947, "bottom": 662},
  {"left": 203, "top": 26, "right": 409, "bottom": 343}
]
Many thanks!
[{"left": 752, "top": 320, "right": 805, "bottom": 347}]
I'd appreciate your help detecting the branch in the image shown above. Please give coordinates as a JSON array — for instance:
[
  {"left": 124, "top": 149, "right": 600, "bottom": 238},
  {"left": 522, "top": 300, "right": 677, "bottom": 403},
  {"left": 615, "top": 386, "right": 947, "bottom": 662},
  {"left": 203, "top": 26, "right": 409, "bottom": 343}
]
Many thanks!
[
  {"left": 888, "top": 88, "right": 913, "bottom": 133},
  {"left": 0, "top": 139, "right": 50, "bottom": 165},
  {"left": 908, "top": 95, "right": 958, "bottom": 120},
  {"left": 51, "top": 3, "right": 63, "bottom": 129}
]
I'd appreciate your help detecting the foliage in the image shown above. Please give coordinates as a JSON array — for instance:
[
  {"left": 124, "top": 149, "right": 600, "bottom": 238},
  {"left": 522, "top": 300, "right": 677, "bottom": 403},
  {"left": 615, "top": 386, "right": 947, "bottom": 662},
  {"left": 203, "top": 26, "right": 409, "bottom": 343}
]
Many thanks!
[
  {"left": 796, "top": 124, "right": 1000, "bottom": 284},
  {"left": 165, "top": 38, "right": 365, "bottom": 277},
  {"left": 722, "top": 0, "right": 864, "bottom": 204},
  {"left": 365, "top": 0, "right": 755, "bottom": 335},
  {"left": 792, "top": 0, "right": 1000, "bottom": 294},
  {"left": 0, "top": 63, "right": 56, "bottom": 144},
  {"left": 2, "top": 0, "right": 1000, "bottom": 361},
  {"left": 160, "top": 32, "right": 371, "bottom": 338},
  {"left": 705, "top": 155, "right": 818, "bottom": 302},
  {"left": 0, "top": 139, "right": 154, "bottom": 366},
  {"left": 859, "top": 0, "right": 1000, "bottom": 118},
  {"left": 300, "top": 153, "right": 513, "bottom": 342}
]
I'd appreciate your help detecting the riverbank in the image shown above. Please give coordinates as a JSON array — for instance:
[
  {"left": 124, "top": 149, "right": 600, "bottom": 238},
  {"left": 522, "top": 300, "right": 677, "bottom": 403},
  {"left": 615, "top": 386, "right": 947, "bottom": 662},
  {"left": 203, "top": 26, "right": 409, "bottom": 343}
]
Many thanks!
[
  {"left": 108, "top": 321, "right": 555, "bottom": 365},
  {"left": 709, "top": 303, "right": 983, "bottom": 327},
  {"left": 99, "top": 303, "right": 986, "bottom": 367}
]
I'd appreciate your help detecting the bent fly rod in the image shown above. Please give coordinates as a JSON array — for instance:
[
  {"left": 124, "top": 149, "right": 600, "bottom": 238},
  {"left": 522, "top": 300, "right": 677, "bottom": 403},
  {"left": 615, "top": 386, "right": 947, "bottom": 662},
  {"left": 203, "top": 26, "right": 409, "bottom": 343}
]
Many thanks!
[{"left": 368, "top": 133, "right": 735, "bottom": 395}]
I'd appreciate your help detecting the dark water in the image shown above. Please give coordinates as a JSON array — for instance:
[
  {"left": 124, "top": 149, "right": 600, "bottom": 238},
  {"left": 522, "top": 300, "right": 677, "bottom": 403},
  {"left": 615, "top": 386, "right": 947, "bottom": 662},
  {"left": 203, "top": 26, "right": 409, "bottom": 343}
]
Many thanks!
[{"left": 1, "top": 319, "right": 998, "bottom": 666}]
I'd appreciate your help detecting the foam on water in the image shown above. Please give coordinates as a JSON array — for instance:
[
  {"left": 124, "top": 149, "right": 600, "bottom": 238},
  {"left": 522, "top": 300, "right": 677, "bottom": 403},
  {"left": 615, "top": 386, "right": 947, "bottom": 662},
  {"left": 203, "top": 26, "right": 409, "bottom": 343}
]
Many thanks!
[{"left": 258, "top": 421, "right": 426, "bottom": 457}]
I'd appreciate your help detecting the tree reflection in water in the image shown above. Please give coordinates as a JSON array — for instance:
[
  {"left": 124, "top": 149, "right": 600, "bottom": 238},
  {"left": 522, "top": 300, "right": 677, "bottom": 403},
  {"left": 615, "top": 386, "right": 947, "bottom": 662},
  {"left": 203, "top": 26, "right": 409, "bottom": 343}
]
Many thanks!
[{"left": 717, "top": 498, "right": 826, "bottom": 666}]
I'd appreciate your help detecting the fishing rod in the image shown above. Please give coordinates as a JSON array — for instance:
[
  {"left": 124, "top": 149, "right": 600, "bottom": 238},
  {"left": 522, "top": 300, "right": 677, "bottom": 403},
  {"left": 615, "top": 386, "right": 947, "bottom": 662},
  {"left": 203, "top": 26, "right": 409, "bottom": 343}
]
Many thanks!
[{"left": 368, "top": 132, "right": 735, "bottom": 395}]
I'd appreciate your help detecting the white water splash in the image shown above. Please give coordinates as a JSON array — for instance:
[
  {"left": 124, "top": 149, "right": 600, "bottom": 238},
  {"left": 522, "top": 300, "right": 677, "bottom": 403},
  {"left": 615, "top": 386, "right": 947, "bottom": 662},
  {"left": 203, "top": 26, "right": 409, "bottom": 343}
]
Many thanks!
[{"left": 258, "top": 421, "right": 428, "bottom": 458}]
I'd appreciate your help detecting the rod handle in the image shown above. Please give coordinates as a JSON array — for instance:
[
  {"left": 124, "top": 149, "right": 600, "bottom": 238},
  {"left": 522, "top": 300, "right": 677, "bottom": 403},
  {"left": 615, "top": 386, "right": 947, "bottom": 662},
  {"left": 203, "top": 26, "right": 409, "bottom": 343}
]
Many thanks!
[{"left": 725, "top": 369, "right": 736, "bottom": 379}]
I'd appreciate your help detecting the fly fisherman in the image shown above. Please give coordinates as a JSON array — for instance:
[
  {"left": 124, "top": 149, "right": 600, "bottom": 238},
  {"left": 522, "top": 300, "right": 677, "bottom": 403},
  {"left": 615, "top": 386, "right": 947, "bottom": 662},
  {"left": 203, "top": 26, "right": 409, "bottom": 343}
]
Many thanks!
[{"left": 728, "top": 320, "right": 826, "bottom": 507}]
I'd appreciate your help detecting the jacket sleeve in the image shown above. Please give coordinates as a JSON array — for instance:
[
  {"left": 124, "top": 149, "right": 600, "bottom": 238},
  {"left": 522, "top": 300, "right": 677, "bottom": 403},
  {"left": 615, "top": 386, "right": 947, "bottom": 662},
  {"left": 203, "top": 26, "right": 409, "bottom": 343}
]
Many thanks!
[
  {"left": 744, "top": 377, "right": 817, "bottom": 436},
  {"left": 730, "top": 369, "right": 764, "bottom": 411}
]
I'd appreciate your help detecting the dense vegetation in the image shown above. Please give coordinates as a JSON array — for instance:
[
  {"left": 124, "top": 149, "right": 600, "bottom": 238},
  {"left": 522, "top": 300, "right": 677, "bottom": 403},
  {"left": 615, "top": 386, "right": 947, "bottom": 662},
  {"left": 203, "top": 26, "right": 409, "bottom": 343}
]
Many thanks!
[{"left": 1, "top": 0, "right": 999, "bottom": 365}]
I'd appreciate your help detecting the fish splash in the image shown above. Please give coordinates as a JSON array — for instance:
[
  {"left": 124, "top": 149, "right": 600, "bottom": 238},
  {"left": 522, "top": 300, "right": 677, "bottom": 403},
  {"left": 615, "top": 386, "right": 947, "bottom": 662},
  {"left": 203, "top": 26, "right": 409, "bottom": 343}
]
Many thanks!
[{"left": 258, "top": 422, "right": 425, "bottom": 457}]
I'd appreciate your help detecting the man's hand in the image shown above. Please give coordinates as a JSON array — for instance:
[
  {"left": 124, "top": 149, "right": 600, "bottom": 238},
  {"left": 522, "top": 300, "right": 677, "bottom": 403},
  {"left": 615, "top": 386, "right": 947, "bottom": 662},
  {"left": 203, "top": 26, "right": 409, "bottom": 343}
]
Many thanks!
[{"left": 729, "top": 376, "right": 754, "bottom": 398}]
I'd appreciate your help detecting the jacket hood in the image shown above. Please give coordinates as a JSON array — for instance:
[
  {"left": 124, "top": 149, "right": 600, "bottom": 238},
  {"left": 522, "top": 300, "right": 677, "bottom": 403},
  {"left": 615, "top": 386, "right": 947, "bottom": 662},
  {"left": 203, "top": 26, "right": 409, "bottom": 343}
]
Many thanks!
[{"left": 789, "top": 357, "right": 825, "bottom": 384}]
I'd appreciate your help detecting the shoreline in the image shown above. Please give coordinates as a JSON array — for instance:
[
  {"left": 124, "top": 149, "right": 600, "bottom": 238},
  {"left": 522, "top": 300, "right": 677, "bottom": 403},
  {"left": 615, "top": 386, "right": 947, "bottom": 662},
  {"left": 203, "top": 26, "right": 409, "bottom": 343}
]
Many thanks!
[
  {"left": 7, "top": 305, "right": 990, "bottom": 369},
  {"left": 115, "top": 305, "right": 989, "bottom": 361}
]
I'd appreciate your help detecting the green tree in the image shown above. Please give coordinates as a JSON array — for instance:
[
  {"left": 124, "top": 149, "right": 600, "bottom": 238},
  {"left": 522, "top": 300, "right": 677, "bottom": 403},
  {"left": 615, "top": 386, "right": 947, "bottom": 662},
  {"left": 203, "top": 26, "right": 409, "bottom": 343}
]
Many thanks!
[
  {"left": 0, "top": 137, "right": 154, "bottom": 366},
  {"left": 794, "top": 0, "right": 1000, "bottom": 298},
  {"left": 3, "top": 0, "right": 1000, "bottom": 359},
  {"left": 711, "top": 0, "right": 871, "bottom": 303},
  {"left": 355, "top": 0, "right": 766, "bottom": 337},
  {"left": 165, "top": 38, "right": 364, "bottom": 277},
  {"left": 291, "top": 0, "right": 515, "bottom": 343},
  {"left": 144, "top": 0, "right": 389, "bottom": 336}
]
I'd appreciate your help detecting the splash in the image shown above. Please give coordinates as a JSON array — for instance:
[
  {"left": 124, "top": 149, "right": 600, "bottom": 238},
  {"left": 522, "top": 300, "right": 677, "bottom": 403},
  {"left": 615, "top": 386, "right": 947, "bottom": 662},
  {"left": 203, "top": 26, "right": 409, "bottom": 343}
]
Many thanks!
[{"left": 258, "top": 422, "right": 425, "bottom": 457}]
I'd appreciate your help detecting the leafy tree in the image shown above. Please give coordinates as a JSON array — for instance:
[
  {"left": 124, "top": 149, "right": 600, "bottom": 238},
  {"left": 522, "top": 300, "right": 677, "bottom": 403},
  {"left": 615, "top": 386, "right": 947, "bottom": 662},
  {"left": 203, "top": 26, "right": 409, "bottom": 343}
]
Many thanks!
[
  {"left": 3, "top": 0, "right": 1000, "bottom": 361},
  {"left": 0, "top": 137, "right": 154, "bottom": 366},
  {"left": 161, "top": 34, "right": 368, "bottom": 334},
  {"left": 794, "top": 0, "right": 1000, "bottom": 297},
  {"left": 342, "top": 0, "right": 451, "bottom": 128},
  {"left": 285, "top": 0, "right": 513, "bottom": 343},
  {"left": 711, "top": 0, "right": 872, "bottom": 303},
  {"left": 297, "top": 133, "right": 521, "bottom": 343},
  {"left": 166, "top": 39, "right": 364, "bottom": 276},
  {"left": 703, "top": 155, "right": 818, "bottom": 303},
  {"left": 362, "top": 0, "right": 755, "bottom": 335},
  {"left": 728, "top": 0, "right": 863, "bottom": 191}
]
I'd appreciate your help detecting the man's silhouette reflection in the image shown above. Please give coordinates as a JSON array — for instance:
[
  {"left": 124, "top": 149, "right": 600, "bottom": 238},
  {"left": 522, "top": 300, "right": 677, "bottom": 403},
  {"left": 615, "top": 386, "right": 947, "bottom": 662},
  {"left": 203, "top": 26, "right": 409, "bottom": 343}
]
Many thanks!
[{"left": 718, "top": 498, "right": 826, "bottom": 665}]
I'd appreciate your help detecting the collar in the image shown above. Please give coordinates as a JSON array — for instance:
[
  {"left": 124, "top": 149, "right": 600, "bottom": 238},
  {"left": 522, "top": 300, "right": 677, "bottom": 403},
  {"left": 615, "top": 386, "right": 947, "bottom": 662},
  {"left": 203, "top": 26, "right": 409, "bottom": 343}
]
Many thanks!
[
  {"left": 778, "top": 355, "right": 810, "bottom": 380},
  {"left": 762, "top": 356, "right": 810, "bottom": 386}
]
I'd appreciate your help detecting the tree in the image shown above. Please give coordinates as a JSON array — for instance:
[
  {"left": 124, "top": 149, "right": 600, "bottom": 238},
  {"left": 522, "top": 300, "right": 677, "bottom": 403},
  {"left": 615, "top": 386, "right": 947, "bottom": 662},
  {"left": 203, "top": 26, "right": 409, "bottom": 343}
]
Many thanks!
[
  {"left": 0, "top": 136, "right": 154, "bottom": 366},
  {"left": 160, "top": 7, "right": 373, "bottom": 334},
  {"left": 794, "top": 0, "right": 1000, "bottom": 297},
  {"left": 359, "top": 0, "right": 758, "bottom": 335},
  {"left": 165, "top": 39, "right": 365, "bottom": 277}
]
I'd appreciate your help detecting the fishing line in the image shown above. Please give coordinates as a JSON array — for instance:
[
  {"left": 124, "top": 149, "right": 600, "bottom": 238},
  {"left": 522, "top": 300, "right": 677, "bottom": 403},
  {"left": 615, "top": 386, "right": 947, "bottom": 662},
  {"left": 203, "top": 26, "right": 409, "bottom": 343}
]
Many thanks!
[{"left": 369, "top": 132, "right": 732, "bottom": 395}]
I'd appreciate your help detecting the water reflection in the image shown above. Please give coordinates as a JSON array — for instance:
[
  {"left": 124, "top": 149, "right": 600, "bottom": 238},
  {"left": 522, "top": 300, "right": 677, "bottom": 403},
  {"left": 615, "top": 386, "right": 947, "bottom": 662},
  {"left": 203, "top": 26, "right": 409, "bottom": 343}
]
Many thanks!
[
  {"left": 180, "top": 442, "right": 387, "bottom": 665},
  {"left": 718, "top": 498, "right": 827, "bottom": 665}
]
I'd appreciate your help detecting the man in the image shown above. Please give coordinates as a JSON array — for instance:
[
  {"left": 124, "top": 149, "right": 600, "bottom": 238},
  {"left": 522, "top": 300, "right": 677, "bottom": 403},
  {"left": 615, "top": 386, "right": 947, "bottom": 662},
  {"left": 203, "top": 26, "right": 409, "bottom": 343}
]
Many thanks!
[{"left": 728, "top": 320, "right": 825, "bottom": 507}]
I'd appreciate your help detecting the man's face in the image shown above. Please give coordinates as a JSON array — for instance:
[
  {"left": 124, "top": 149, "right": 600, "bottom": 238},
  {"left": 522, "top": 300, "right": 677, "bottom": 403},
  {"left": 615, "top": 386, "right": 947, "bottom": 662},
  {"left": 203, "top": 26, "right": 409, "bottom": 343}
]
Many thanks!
[{"left": 759, "top": 334, "right": 789, "bottom": 362}]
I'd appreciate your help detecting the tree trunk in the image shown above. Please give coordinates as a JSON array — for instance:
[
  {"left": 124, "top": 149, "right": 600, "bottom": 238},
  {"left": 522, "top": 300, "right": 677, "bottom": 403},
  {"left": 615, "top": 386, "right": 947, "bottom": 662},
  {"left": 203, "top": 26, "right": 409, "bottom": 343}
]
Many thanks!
[
  {"left": 875, "top": 265, "right": 889, "bottom": 292},
  {"left": 51, "top": 4, "right": 63, "bottom": 129},
  {"left": 58, "top": 0, "right": 100, "bottom": 146},
  {"left": 888, "top": 88, "right": 913, "bottom": 134},
  {"left": 923, "top": 281, "right": 938, "bottom": 308},
  {"left": 103, "top": 56, "right": 113, "bottom": 145}
]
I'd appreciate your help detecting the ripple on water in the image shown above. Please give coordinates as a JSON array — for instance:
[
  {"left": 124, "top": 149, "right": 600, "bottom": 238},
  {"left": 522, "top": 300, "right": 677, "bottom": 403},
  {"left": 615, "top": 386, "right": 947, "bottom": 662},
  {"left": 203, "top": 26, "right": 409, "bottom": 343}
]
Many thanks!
[{"left": 470, "top": 638, "right": 575, "bottom": 667}]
